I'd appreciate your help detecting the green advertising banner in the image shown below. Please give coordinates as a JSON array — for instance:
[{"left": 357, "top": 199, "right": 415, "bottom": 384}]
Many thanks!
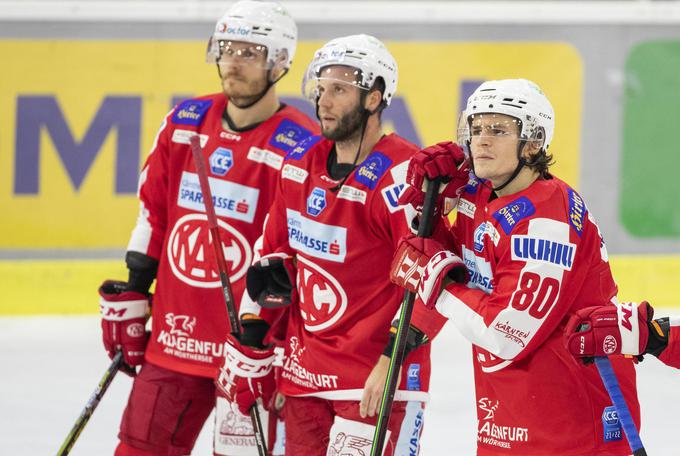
[{"left": 621, "top": 40, "right": 680, "bottom": 238}]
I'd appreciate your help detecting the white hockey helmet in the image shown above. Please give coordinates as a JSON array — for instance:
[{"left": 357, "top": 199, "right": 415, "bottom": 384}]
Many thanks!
[
  {"left": 206, "top": 0, "right": 297, "bottom": 69},
  {"left": 302, "top": 34, "right": 398, "bottom": 109},
  {"left": 462, "top": 79, "right": 555, "bottom": 152}
]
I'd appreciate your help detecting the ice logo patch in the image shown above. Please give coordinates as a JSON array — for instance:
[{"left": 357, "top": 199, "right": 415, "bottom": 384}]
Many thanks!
[
  {"left": 209, "top": 147, "right": 234, "bottom": 176},
  {"left": 474, "top": 223, "right": 487, "bottom": 252},
  {"left": 602, "top": 406, "right": 622, "bottom": 442},
  {"left": 307, "top": 187, "right": 327, "bottom": 217},
  {"left": 355, "top": 151, "right": 392, "bottom": 189},
  {"left": 407, "top": 363, "right": 421, "bottom": 391}
]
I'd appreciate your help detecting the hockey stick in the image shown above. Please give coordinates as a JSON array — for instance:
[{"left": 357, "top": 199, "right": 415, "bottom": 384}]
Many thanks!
[
  {"left": 189, "top": 135, "right": 268, "bottom": 456},
  {"left": 56, "top": 351, "right": 124, "bottom": 456},
  {"left": 594, "top": 356, "right": 647, "bottom": 456},
  {"left": 370, "top": 177, "right": 443, "bottom": 456}
]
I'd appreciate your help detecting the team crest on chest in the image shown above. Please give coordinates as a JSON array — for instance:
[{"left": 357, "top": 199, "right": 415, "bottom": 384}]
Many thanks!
[
  {"left": 209, "top": 147, "right": 234, "bottom": 176},
  {"left": 306, "top": 187, "right": 327, "bottom": 217}
]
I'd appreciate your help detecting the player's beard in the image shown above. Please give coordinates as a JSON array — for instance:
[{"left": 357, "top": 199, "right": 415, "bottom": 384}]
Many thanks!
[
  {"left": 221, "top": 71, "right": 269, "bottom": 107},
  {"left": 321, "top": 106, "right": 365, "bottom": 142}
]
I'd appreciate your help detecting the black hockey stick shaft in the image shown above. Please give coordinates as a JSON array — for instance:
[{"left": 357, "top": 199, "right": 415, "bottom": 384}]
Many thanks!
[
  {"left": 371, "top": 177, "right": 443, "bottom": 456},
  {"left": 189, "top": 135, "right": 267, "bottom": 456},
  {"left": 56, "top": 351, "right": 124, "bottom": 456}
]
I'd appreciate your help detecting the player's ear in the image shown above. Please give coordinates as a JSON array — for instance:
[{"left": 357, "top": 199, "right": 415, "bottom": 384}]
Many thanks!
[
  {"left": 364, "top": 88, "right": 382, "bottom": 114},
  {"left": 269, "top": 50, "right": 289, "bottom": 83}
]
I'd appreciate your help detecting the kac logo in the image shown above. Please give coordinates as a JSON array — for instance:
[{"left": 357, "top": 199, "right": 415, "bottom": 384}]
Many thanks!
[
  {"left": 209, "top": 147, "right": 234, "bottom": 176},
  {"left": 165, "top": 313, "right": 197, "bottom": 337},
  {"left": 307, "top": 187, "right": 327, "bottom": 217}
]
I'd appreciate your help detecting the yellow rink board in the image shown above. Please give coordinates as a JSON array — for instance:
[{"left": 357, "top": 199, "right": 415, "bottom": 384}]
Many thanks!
[
  {"left": 1, "top": 40, "right": 581, "bottom": 248},
  {"left": 1, "top": 256, "right": 678, "bottom": 315}
]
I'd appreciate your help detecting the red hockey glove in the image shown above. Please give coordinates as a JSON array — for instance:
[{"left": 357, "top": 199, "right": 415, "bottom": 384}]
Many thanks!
[
  {"left": 398, "top": 141, "right": 470, "bottom": 213},
  {"left": 215, "top": 335, "right": 278, "bottom": 416},
  {"left": 246, "top": 252, "right": 297, "bottom": 308},
  {"left": 98, "top": 280, "right": 150, "bottom": 374},
  {"left": 564, "top": 301, "right": 653, "bottom": 361},
  {"left": 390, "top": 235, "right": 467, "bottom": 308}
]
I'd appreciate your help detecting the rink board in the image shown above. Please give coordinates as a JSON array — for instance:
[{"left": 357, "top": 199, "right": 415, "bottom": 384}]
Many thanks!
[
  {"left": 0, "top": 40, "right": 581, "bottom": 248},
  {"left": 0, "top": 256, "right": 678, "bottom": 315}
]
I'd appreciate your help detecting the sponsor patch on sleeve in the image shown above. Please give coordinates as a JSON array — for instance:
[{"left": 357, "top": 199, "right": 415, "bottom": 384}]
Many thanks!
[
  {"left": 567, "top": 188, "right": 588, "bottom": 237},
  {"left": 171, "top": 99, "right": 212, "bottom": 126},
  {"left": 268, "top": 119, "right": 313, "bottom": 153},
  {"left": 354, "top": 151, "right": 392, "bottom": 190},
  {"left": 285, "top": 135, "right": 322, "bottom": 161},
  {"left": 492, "top": 196, "right": 536, "bottom": 234}
]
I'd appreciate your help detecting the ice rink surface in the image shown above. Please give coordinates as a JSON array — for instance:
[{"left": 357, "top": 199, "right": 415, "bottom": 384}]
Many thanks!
[{"left": 2, "top": 312, "right": 678, "bottom": 455}]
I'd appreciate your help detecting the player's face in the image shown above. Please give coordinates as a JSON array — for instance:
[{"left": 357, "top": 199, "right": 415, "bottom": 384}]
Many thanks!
[
  {"left": 217, "top": 40, "right": 269, "bottom": 104},
  {"left": 469, "top": 113, "right": 523, "bottom": 184},
  {"left": 316, "top": 65, "right": 366, "bottom": 141}
]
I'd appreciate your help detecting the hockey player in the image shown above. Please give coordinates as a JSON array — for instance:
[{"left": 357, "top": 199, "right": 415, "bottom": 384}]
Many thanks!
[
  {"left": 97, "top": 2, "right": 318, "bottom": 455},
  {"left": 565, "top": 301, "right": 680, "bottom": 369},
  {"left": 390, "top": 79, "right": 641, "bottom": 454},
  {"left": 217, "top": 35, "right": 431, "bottom": 455}
]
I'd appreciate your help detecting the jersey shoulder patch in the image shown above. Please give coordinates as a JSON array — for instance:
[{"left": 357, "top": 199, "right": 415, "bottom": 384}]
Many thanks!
[
  {"left": 567, "top": 188, "right": 588, "bottom": 237},
  {"left": 285, "top": 135, "right": 323, "bottom": 161},
  {"left": 171, "top": 99, "right": 213, "bottom": 126},
  {"left": 354, "top": 151, "right": 393, "bottom": 190},
  {"left": 269, "top": 118, "right": 314, "bottom": 154},
  {"left": 492, "top": 196, "right": 536, "bottom": 234}
]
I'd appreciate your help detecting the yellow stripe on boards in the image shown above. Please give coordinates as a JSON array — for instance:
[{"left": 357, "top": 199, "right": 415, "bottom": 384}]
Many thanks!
[{"left": 0, "top": 256, "right": 678, "bottom": 315}]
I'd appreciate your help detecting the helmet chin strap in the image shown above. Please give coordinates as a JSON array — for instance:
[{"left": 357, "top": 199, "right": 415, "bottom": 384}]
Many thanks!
[
  {"left": 492, "top": 140, "right": 528, "bottom": 193},
  {"left": 467, "top": 139, "right": 528, "bottom": 193},
  {"left": 216, "top": 65, "right": 288, "bottom": 109},
  {"left": 329, "top": 109, "right": 370, "bottom": 193}
]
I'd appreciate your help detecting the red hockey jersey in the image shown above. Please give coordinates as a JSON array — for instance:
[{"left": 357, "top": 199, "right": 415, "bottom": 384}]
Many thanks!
[
  {"left": 257, "top": 134, "right": 430, "bottom": 401},
  {"left": 412, "top": 175, "right": 640, "bottom": 455},
  {"left": 127, "top": 93, "right": 318, "bottom": 378}
]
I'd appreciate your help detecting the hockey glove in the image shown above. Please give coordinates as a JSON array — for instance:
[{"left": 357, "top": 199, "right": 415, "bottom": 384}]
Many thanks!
[
  {"left": 246, "top": 252, "right": 297, "bottom": 308},
  {"left": 215, "top": 335, "right": 278, "bottom": 416},
  {"left": 398, "top": 141, "right": 470, "bottom": 214},
  {"left": 564, "top": 301, "right": 654, "bottom": 362},
  {"left": 99, "top": 280, "right": 150, "bottom": 375},
  {"left": 390, "top": 235, "right": 468, "bottom": 309}
]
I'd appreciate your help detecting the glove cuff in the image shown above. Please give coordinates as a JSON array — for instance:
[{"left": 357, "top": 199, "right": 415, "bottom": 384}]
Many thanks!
[
  {"left": 223, "top": 338, "right": 276, "bottom": 379},
  {"left": 418, "top": 250, "right": 467, "bottom": 309},
  {"left": 100, "top": 296, "right": 149, "bottom": 321},
  {"left": 615, "top": 301, "right": 643, "bottom": 355}
]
